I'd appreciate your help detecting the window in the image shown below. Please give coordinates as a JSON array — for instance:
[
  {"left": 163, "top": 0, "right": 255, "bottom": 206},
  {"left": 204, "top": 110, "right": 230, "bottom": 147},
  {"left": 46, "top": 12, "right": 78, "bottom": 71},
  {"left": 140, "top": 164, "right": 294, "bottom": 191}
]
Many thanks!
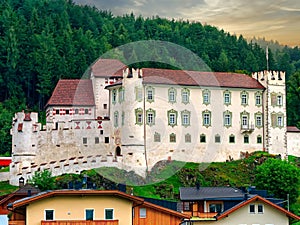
[
  {"left": 95, "top": 137, "right": 99, "bottom": 144},
  {"left": 244, "top": 135, "right": 249, "bottom": 144},
  {"left": 146, "top": 87, "right": 154, "bottom": 102},
  {"left": 229, "top": 135, "right": 235, "bottom": 143},
  {"left": 168, "top": 88, "right": 176, "bottom": 103},
  {"left": 103, "top": 104, "right": 107, "bottom": 109},
  {"left": 66, "top": 109, "right": 69, "bottom": 115},
  {"left": 183, "top": 202, "right": 190, "bottom": 211},
  {"left": 75, "top": 109, "right": 79, "bottom": 114},
  {"left": 112, "top": 90, "right": 117, "bottom": 104},
  {"left": 223, "top": 111, "right": 232, "bottom": 127},
  {"left": 83, "top": 137, "right": 87, "bottom": 145},
  {"left": 277, "top": 115, "right": 283, "bottom": 127},
  {"left": 277, "top": 95, "right": 282, "bottom": 106},
  {"left": 85, "top": 209, "right": 94, "bottom": 220},
  {"left": 154, "top": 132, "right": 161, "bottom": 142},
  {"left": 257, "top": 135, "right": 262, "bottom": 144},
  {"left": 105, "top": 209, "right": 114, "bottom": 220},
  {"left": 146, "top": 109, "right": 156, "bottom": 126},
  {"left": 224, "top": 90, "right": 231, "bottom": 105},
  {"left": 135, "top": 87, "right": 143, "bottom": 102},
  {"left": 85, "top": 109, "right": 89, "bottom": 114},
  {"left": 249, "top": 204, "right": 255, "bottom": 213},
  {"left": 185, "top": 133, "right": 191, "bottom": 143},
  {"left": 118, "top": 87, "right": 125, "bottom": 103},
  {"left": 258, "top": 204, "right": 263, "bottom": 213},
  {"left": 114, "top": 111, "right": 119, "bottom": 127},
  {"left": 121, "top": 111, "right": 125, "bottom": 126},
  {"left": 170, "top": 133, "right": 176, "bottom": 143},
  {"left": 241, "top": 91, "right": 248, "bottom": 105},
  {"left": 181, "top": 88, "right": 190, "bottom": 104},
  {"left": 209, "top": 203, "right": 223, "bottom": 213},
  {"left": 56, "top": 109, "right": 60, "bottom": 115},
  {"left": 181, "top": 110, "right": 191, "bottom": 127},
  {"left": 45, "top": 209, "right": 54, "bottom": 220},
  {"left": 255, "top": 113, "right": 263, "bottom": 128},
  {"left": 200, "top": 134, "right": 206, "bottom": 143},
  {"left": 240, "top": 111, "right": 249, "bottom": 129},
  {"left": 105, "top": 137, "right": 109, "bottom": 143},
  {"left": 140, "top": 208, "right": 146, "bottom": 218},
  {"left": 202, "top": 110, "right": 211, "bottom": 127},
  {"left": 100, "top": 130, "right": 104, "bottom": 135},
  {"left": 255, "top": 92, "right": 262, "bottom": 106},
  {"left": 168, "top": 109, "right": 178, "bottom": 127},
  {"left": 202, "top": 89, "right": 210, "bottom": 105},
  {"left": 215, "top": 134, "right": 221, "bottom": 143},
  {"left": 135, "top": 108, "right": 143, "bottom": 125}
]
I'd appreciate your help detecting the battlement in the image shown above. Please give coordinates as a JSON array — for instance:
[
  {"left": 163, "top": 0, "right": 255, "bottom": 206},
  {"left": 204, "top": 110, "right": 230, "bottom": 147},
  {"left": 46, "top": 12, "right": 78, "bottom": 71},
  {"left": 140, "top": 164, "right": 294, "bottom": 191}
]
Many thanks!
[{"left": 252, "top": 71, "right": 285, "bottom": 87}]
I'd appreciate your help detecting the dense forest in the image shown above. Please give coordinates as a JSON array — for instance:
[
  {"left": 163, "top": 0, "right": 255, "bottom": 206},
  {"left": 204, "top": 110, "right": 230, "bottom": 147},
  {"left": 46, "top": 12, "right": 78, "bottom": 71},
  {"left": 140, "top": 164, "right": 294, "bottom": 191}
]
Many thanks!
[{"left": 1, "top": 0, "right": 300, "bottom": 155}]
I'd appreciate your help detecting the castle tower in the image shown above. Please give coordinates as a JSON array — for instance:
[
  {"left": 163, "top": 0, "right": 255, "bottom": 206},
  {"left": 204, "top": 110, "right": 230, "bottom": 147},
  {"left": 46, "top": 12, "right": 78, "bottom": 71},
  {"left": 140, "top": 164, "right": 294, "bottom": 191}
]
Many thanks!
[{"left": 252, "top": 71, "right": 287, "bottom": 157}]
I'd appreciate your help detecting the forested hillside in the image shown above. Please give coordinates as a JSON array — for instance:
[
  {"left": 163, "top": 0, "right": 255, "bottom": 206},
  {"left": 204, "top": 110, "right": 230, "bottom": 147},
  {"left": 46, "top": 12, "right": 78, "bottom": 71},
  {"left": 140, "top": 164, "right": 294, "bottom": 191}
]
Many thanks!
[{"left": 1, "top": 0, "right": 300, "bottom": 155}]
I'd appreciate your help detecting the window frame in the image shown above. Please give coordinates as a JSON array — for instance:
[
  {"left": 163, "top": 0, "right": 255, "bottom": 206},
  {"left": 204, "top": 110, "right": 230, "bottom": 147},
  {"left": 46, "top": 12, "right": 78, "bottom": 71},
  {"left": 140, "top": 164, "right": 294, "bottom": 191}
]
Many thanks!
[
  {"left": 181, "top": 110, "right": 191, "bottom": 127},
  {"left": 139, "top": 208, "right": 147, "bottom": 218},
  {"left": 135, "top": 108, "right": 143, "bottom": 125},
  {"left": 170, "top": 133, "right": 176, "bottom": 143},
  {"left": 215, "top": 134, "right": 221, "bottom": 143},
  {"left": 202, "top": 89, "right": 210, "bottom": 105},
  {"left": 255, "top": 92, "right": 262, "bottom": 106},
  {"left": 146, "top": 86, "right": 154, "bottom": 103},
  {"left": 114, "top": 111, "right": 119, "bottom": 127},
  {"left": 168, "top": 109, "right": 178, "bottom": 127},
  {"left": 185, "top": 133, "right": 191, "bottom": 143},
  {"left": 249, "top": 204, "right": 255, "bottom": 214},
  {"left": 85, "top": 209, "right": 94, "bottom": 221},
  {"left": 229, "top": 134, "right": 235, "bottom": 143},
  {"left": 200, "top": 134, "right": 206, "bottom": 143},
  {"left": 168, "top": 88, "right": 177, "bottom": 103},
  {"left": 154, "top": 132, "right": 161, "bottom": 142},
  {"left": 255, "top": 112, "right": 263, "bottom": 128},
  {"left": 181, "top": 88, "right": 190, "bottom": 104},
  {"left": 45, "top": 209, "right": 54, "bottom": 221},
  {"left": 241, "top": 91, "right": 248, "bottom": 106},
  {"left": 202, "top": 110, "right": 211, "bottom": 127},
  {"left": 146, "top": 108, "right": 156, "bottom": 126},
  {"left": 223, "top": 110, "right": 232, "bottom": 127},
  {"left": 223, "top": 90, "right": 231, "bottom": 105},
  {"left": 105, "top": 208, "right": 114, "bottom": 220},
  {"left": 112, "top": 89, "right": 117, "bottom": 104}
]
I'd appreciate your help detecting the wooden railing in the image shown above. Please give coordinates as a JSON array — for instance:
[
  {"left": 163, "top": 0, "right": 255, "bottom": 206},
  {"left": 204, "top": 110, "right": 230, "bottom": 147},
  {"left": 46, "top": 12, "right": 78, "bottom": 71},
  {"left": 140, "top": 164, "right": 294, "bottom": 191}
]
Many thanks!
[
  {"left": 41, "top": 220, "right": 119, "bottom": 225},
  {"left": 8, "top": 221, "right": 25, "bottom": 225},
  {"left": 183, "top": 211, "right": 218, "bottom": 219}
]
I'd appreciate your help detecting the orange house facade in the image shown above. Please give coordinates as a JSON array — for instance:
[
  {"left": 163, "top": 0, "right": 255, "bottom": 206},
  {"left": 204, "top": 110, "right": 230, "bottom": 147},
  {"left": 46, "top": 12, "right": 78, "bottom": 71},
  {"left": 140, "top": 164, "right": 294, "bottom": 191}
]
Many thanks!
[{"left": 8, "top": 190, "right": 188, "bottom": 225}]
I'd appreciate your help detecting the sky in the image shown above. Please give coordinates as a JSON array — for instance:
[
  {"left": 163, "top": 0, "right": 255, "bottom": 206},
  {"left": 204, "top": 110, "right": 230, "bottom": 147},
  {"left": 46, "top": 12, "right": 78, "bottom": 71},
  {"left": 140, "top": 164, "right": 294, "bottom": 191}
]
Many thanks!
[{"left": 74, "top": 0, "right": 300, "bottom": 47}]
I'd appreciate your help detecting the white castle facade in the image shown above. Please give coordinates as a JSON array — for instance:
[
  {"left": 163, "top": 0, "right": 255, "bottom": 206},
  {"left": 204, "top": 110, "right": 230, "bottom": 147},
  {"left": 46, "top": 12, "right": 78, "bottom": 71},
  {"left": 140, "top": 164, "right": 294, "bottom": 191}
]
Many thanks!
[{"left": 9, "top": 59, "right": 300, "bottom": 185}]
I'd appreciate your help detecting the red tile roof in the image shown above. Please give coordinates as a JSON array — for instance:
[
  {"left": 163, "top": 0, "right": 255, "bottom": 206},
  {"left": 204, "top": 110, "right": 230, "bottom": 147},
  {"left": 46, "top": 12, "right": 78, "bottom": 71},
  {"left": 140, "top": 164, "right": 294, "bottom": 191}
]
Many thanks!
[
  {"left": 46, "top": 79, "right": 95, "bottom": 106},
  {"left": 217, "top": 195, "right": 300, "bottom": 220},
  {"left": 287, "top": 126, "right": 300, "bottom": 132},
  {"left": 142, "top": 68, "right": 265, "bottom": 89},
  {"left": 91, "top": 59, "right": 127, "bottom": 78}
]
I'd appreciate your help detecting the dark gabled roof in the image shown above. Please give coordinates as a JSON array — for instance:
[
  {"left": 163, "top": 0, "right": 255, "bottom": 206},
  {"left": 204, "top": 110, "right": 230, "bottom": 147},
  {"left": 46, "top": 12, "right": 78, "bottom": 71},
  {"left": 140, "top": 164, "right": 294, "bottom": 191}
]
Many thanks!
[
  {"left": 0, "top": 184, "right": 40, "bottom": 206},
  {"left": 46, "top": 79, "right": 95, "bottom": 107},
  {"left": 217, "top": 195, "right": 300, "bottom": 220},
  {"left": 142, "top": 68, "right": 265, "bottom": 89},
  {"left": 91, "top": 59, "right": 127, "bottom": 78},
  {"left": 287, "top": 126, "right": 300, "bottom": 132},
  {"left": 180, "top": 187, "right": 245, "bottom": 201}
]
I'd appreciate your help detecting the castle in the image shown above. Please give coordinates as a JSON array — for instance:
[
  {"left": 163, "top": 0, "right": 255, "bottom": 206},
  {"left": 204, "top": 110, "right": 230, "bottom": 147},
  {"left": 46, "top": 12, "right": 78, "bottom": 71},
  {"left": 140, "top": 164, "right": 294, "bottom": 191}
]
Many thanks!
[{"left": 9, "top": 58, "right": 300, "bottom": 185}]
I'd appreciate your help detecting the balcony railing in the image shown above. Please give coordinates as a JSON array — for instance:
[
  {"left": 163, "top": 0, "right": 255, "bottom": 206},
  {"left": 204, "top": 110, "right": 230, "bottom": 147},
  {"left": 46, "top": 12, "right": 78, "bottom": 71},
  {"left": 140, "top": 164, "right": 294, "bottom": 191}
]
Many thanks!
[
  {"left": 9, "top": 221, "right": 25, "bottom": 225},
  {"left": 240, "top": 124, "right": 255, "bottom": 133},
  {"left": 183, "top": 211, "right": 217, "bottom": 219},
  {"left": 41, "top": 220, "right": 119, "bottom": 225}
]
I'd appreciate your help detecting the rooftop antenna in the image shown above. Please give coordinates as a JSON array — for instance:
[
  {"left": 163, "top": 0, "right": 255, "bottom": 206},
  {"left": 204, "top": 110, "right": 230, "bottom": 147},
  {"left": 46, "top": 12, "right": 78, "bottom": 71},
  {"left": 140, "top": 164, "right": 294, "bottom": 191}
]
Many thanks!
[{"left": 266, "top": 45, "right": 269, "bottom": 71}]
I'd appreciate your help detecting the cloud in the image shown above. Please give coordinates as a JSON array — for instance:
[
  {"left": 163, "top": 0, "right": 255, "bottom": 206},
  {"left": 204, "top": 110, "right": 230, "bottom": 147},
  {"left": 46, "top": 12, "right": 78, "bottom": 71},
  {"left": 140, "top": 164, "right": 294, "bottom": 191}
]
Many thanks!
[{"left": 73, "top": 0, "right": 300, "bottom": 46}]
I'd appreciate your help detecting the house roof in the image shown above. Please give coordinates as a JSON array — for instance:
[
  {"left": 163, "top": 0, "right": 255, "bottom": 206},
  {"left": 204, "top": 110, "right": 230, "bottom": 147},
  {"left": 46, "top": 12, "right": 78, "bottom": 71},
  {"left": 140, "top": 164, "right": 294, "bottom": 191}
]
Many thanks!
[
  {"left": 287, "top": 126, "right": 300, "bottom": 132},
  {"left": 0, "top": 184, "right": 40, "bottom": 206},
  {"left": 217, "top": 195, "right": 300, "bottom": 220},
  {"left": 142, "top": 68, "right": 265, "bottom": 89},
  {"left": 9, "top": 189, "right": 188, "bottom": 219},
  {"left": 180, "top": 187, "right": 245, "bottom": 201},
  {"left": 91, "top": 59, "right": 127, "bottom": 78},
  {"left": 46, "top": 79, "right": 95, "bottom": 107}
]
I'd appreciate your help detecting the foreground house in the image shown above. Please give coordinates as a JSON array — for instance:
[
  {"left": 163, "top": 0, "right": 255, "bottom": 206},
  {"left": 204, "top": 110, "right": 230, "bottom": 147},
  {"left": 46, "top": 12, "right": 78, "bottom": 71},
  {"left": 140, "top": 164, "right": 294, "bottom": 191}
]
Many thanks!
[
  {"left": 179, "top": 186, "right": 300, "bottom": 225},
  {"left": 8, "top": 189, "right": 188, "bottom": 225}
]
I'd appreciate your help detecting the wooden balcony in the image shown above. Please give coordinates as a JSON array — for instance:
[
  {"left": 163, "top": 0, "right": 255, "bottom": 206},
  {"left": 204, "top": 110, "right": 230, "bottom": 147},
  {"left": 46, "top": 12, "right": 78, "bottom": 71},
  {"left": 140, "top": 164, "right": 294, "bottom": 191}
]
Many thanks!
[
  {"left": 183, "top": 211, "right": 218, "bottom": 220},
  {"left": 41, "top": 220, "right": 119, "bottom": 225},
  {"left": 9, "top": 221, "right": 25, "bottom": 225}
]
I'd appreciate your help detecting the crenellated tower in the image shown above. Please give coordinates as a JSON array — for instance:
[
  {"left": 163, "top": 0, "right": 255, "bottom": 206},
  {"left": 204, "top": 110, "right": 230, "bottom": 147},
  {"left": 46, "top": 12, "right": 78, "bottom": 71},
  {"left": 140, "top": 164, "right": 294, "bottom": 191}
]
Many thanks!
[{"left": 252, "top": 71, "right": 287, "bottom": 157}]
